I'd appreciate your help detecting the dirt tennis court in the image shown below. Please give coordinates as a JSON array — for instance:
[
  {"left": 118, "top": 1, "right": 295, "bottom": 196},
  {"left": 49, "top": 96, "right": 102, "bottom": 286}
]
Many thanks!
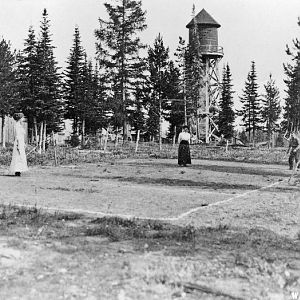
[
  {"left": 0, "top": 158, "right": 299, "bottom": 238},
  {"left": 1, "top": 158, "right": 300, "bottom": 300}
]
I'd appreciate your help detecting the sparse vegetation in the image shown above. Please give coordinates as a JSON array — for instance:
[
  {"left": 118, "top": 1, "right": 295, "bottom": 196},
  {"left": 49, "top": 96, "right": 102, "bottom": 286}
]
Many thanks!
[
  {"left": 0, "top": 205, "right": 299, "bottom": 299},
  {"left": 0, "top": 142, "right": 290, "bottom": 167}
]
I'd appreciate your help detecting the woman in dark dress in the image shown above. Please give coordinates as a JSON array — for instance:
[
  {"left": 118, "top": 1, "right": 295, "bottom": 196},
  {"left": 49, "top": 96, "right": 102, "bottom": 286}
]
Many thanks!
[{"left": 178, "top": 125, "right": 191, "bottom": 166}]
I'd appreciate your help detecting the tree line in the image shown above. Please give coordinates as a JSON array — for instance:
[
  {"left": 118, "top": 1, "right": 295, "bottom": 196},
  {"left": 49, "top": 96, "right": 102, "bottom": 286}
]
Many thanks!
[{"left": 0, "top": 1, "right": 299, "bottom": 150}]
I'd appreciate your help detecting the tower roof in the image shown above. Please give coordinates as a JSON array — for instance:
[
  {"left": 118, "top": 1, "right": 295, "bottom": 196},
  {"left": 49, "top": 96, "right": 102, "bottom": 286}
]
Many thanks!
[{"left": 186, "top": 9, "right": 220, "bottom": 28}]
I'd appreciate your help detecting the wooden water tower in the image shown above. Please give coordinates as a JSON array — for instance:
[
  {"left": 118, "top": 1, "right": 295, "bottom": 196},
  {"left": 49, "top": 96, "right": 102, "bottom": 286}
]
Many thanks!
[{"left": 186, "top": 8, "right": 223, "bottom": 143}]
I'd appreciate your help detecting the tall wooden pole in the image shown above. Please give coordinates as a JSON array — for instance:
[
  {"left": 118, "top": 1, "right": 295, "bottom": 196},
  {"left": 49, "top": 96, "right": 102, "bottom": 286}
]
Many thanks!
[
  {"left": 205, "top": 59, "right": 210, "bottom": 144},
  {"left": 159, "top": 96, "right": 162, "bottom": 151}
]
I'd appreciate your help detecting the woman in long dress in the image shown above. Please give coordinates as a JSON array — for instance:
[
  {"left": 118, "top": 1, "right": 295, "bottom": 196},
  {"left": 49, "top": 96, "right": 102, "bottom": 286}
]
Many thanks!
[
  {"left": 10, "top": 113, "right": 28, "bottom": 176},
  {"left": 178, "top": 125, "right": 191, "bottom": 167}
]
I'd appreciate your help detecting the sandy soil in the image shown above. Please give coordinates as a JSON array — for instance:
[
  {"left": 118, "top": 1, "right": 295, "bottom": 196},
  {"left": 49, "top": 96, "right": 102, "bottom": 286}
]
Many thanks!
[{"left": 0, "top": 158, "right": 299, "bottom": 299}]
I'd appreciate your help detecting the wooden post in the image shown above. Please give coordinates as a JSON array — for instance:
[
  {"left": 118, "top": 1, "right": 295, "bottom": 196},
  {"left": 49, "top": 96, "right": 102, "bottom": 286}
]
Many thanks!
[
  {"left": 34, "top": 117, "right": 38, "bottom": 148},
  {"left": 205, "top": 60, "right": 209, "bottom": 144},
  {"left": 81, "top": 118, "right": 85, "bottom": 148},
  {"left": 1, "top": 116, "right": 6, "bottom": 148},
  {"left": 52, "top": 131, "right": 58, "bottom": 166},
  {"left": 159, "top": 97, "right": 162, "bottom": 151},
  {"left": 173, "top": 126, "right": 176, "bottom": 147},
  {"left": 104, "top": 131, "right": 108, "bottom": 152},
  {"left": 42, "top": 121, "right": 47, "bottom": 152},
  {"left": 135, "top": 130, "right": 140, "bottom": 153},
  {"left": 115, "top": 127, "right": 118, "bottom": 148},
  {"left": 38, "top": 122, "right": 43, "bottom": 154}
]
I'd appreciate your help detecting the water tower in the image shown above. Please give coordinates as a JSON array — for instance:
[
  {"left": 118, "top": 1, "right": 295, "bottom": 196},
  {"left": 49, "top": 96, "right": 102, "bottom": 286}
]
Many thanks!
[{"left": 186, "top": 8, "right": 223, "bottom": 143}]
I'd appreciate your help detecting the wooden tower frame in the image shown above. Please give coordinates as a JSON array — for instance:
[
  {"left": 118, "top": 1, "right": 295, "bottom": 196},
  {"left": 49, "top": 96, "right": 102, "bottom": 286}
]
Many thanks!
[{"left": 186, "top": 8, "right": 223, "bottom": 143}]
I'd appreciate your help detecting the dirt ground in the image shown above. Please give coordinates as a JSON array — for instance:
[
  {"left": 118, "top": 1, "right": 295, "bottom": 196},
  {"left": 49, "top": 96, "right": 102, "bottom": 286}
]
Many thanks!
[{"left": 0, "top": 158, "right": 299, "bottom": 300}]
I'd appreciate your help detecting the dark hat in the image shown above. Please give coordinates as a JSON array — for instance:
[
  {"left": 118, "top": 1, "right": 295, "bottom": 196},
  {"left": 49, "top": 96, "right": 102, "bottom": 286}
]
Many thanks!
[{"left": 13, "top": 112, "right": 24, "bottom": 121}]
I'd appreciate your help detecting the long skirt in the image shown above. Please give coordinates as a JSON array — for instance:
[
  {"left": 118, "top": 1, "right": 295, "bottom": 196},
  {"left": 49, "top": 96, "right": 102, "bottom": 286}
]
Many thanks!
[
  {"left": 178, "top": 141, "right": 191, "bottom": 166},
  {"left": 9, "top": 139, "right": 28, "bottom": 174}
]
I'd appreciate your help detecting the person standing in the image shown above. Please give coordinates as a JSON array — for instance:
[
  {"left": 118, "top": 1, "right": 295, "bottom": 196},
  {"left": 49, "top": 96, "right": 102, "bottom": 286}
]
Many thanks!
[
  {"left": 287, "top": 131, "right": 300, "bottom": 170},
  {"left": 178, "top": 125, "right": 191, "bottom": 167},
  {"left": 10, "top": 113, "right": 28, "bottom": 176}
]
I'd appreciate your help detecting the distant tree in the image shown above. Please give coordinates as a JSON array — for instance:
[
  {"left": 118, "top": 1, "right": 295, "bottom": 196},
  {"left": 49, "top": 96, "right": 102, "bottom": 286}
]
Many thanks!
[
  {"left": 0, "top": 39, "right": 18, "bottom": 147},
  {"left": 145, "top": 34, "right": 170, "bottom": 142},
  {"left": 64, "top": 26, "right": 86, "bottom": 134},
  {"left": 218, "top": 64, "right": 235, "bottom": 139},
  {"left": 34, "top": 9, "right": 63, "bottom": 151},
  {"left": 95, "top": 0, "right": 147, "bottom": 141},
  {"left": 173, "top": 36, "right": 188, "bottom": 134},
  {"left": 165, "top": 61, "right": 183, "bottom": 140},
  {"left": 129, "top": 84, "right": 146, "bottom": 135},
  {"left": 86, "top": 64, "right": 109, "bottom": 133},
  {"left": 275, "top": 132, "right": 285, "bottom": 147},
  {"left": 261, "top": 74, "right": 281, "bottom": 147},
  {"left": 238, "top": 61, "right": 262, "bottom": 142},
  {"left": 239, "top": 129, "right": 248, "bottom": 145},
  {"left": 80, "top": 56, "right": 94, "bottom": 145},
  {"left": 17, "top": 26, "right": 40, "bottom": 142},
  {"left": 282, "top": 18, "right": 300, "bottom": 132}
]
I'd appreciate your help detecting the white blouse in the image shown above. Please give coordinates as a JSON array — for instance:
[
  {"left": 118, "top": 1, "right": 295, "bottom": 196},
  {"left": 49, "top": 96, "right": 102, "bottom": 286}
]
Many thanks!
[{"left": 178, "top": 132, "right": 191, "bottom": 143}]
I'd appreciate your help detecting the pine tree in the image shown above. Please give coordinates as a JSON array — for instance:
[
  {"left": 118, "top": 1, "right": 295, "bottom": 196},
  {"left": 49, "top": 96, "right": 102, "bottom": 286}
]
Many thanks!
[
  {"left": 17, "top": 26, "right": 40, "bottom": 140},
  {"left": 95, "top": 0, "right": 147, "bottom": 141},
  {"left": 35, "top": 9, "right": 63, "bottom": 137},
  {"left": 261, "top": 74, "right": 281, "bottom": 146},
  {"left": 146, "top": 34, "right": 170, "bottom": 142},
  {"left": 64, "top": 26, "right": 86, "bottom": 134},
  {"left": 90, "top": 64, "right": 109, "bottom": 132},
  {"left": 238, "top": 61, "right": 262, "bottom": 142},
  {"left": 165, "top": 61, "right": 183, "bottom": 139},
  {"left": 283, "top": 18, "right": 300, "bottom": 132},
  {"left": 0, "top": 39, "right": 18, "bottom": 147},
  {"left": 218, "top": 64, "right": 235, "bottom": 139},
  {"left": 129, "top": 84, "right": 146, "bottom": 135},
  {"left": 174, "top": 37, "right": 188, "bottom": 127}
]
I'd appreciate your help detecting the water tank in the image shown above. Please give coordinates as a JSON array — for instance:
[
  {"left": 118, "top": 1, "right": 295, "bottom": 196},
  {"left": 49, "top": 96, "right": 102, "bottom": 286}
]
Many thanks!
[{"left": 186, "top": 9, "right": 223, "bottom": 56}]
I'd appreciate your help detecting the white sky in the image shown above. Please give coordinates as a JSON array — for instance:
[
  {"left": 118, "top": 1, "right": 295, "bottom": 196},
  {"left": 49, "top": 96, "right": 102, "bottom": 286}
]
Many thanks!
[{"left": 0, "top": 0, "right": 299, "bottom": 107}]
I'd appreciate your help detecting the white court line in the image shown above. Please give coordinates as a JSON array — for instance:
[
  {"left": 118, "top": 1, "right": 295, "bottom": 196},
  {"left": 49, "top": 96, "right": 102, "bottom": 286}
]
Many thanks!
[
  {"left": 1, "top": 179, "right": 288, "bottom": 223},
  {"left": 175, "top": 179, "right": 288, "bottom": 220}
]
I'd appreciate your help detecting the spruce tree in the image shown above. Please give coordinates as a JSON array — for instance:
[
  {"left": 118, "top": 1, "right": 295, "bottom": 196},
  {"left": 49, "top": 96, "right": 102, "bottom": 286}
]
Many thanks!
[
  {"left": 90, "top": 64, "right": 109, "bottom": 132},
  {"left": 95, "top": 0, "right": 147, "bottom": 141},
  {"left": 165, "top": 61, "right": 183, "bottom": 139},
  {"left": 173, "top": 36, "right": 188, "bottom": 130},
  {"left": 64, "top": 26, "right": 86, "bottom": 134},
  {"left": 218, "top": 64, "right": 235, "bottom": 139},
  {"left": 17, "top": 26, "right": 40, "bottom": 140},
  {"left": 261, "top": 74, "right": 281, "bottom": 146},
  {"left": 35, "top": 9, "right": 63, "bottom": 137},
  {"left": 238, "top": 61, "right": 262, "bottom": 142},
  {"left": 283, "top": 18, "right": 300, "bottom": 132},
  {"left": 146, "top": 34, "right": 170, "bottom": 141},
  {"left": 130, "top": 84, "right": 146, "bottom": 135},
  {"left": 0, "top": 39, "right": 18, "bottom": 147}
]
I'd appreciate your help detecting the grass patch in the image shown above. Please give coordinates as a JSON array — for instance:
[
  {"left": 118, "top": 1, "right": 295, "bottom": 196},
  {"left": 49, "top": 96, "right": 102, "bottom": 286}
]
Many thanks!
[
  {"left": 0, "top": 205, "right": 299, "bottom": 258},
  {"left": 0, "top": 143, "right": 289, "bottom": 166}
]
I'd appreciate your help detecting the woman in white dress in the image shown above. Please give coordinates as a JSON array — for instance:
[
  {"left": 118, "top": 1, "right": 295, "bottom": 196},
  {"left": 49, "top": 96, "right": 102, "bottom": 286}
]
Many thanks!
[
  {"left": 178, "top": 125, "right": 191, "bottom": 167},
  {"left": 10, "top": 113, "right": 28, "bottom": 176}
]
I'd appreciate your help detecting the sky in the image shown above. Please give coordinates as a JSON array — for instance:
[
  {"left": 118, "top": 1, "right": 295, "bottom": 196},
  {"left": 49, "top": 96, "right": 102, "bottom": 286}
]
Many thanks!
[{"left": 0, "top": 0, "right": 300, "bottom": 108}]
